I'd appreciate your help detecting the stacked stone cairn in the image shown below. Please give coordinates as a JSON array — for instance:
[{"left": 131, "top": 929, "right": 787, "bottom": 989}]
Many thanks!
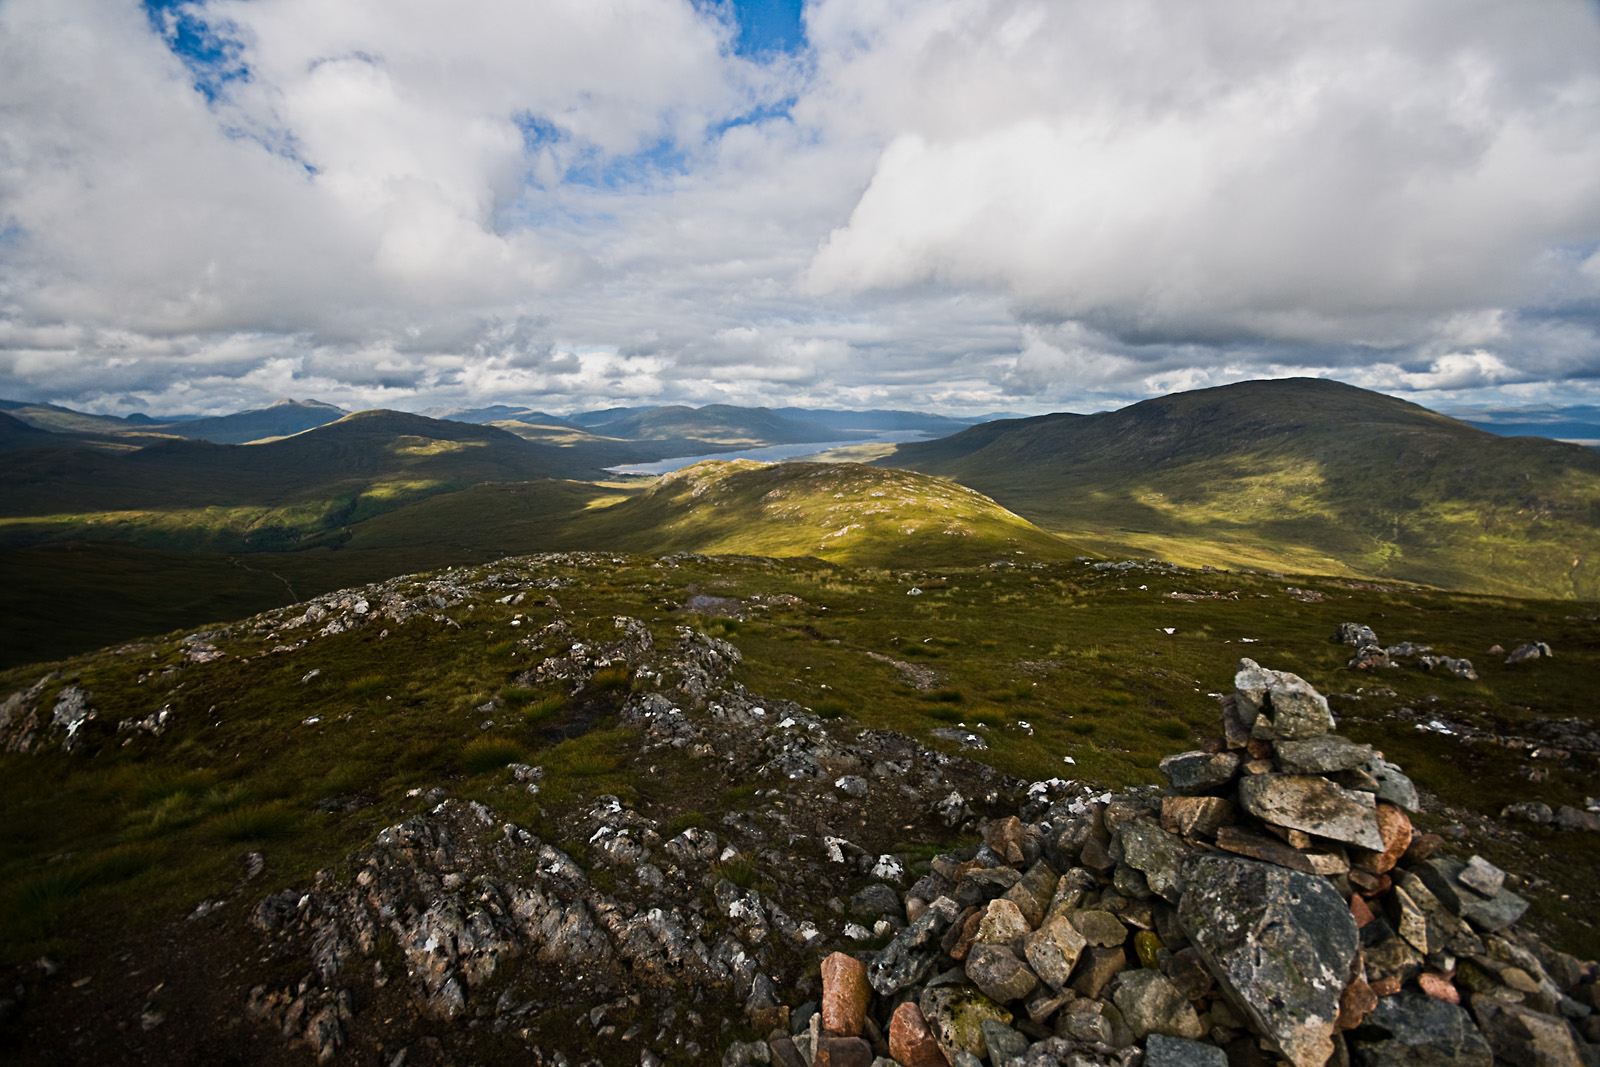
[{"left": 775, "top": 659, "right": 1600, "bottom": 1067}]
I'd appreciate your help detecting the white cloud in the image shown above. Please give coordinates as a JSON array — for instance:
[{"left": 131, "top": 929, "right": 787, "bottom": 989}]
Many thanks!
[{"left": 3, "top": 0, "right": 1600, "bottom": 417}]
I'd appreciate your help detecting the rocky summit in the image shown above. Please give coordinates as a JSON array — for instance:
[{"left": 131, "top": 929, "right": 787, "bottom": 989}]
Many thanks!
[{"left": 11, "top": 581, "right": 1597, "bottom": 1067}]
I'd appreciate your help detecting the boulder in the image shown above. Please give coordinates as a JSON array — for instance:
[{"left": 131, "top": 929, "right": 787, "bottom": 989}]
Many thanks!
[
  {"left": 1178, "top": 855, "right": 1359, "bottom": 1067},
  {"left": 1237, "top": 774, "right": 1384, "bottom": 850},
  {"left": 1348, "top": 990, "right": 1492, "bottom": 1066},
  {"left": 1158, "top": 751, "right": 1241, "bottom": 796},
  {"left": 1410, "top": 857, "right": 1528, "bottom": 932},
  {"left": 1506, "top": 641, "right": 1553, "bottom": 665},
  {"left": 1335, "top": 623, "right": 1380, "bottom": 647}
]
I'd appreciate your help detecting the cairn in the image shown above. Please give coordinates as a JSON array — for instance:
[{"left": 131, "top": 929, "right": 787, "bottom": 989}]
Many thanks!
[{"left": 774, "top": 657, "right": 1599, "bottom": 1067}]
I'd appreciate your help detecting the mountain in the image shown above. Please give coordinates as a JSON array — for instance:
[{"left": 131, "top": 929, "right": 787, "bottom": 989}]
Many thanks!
[
  {"left": 0, "top": 411, "right": 56, "bottom": 449},
  {"left": 769, "top": 407, "right": 981, "bottom": 435},
  {"left": 881, "top": 377, "right": 1600, "bottom": 599},
  {"left": 0, "top": 409, "right": 605, "bottom": 552},
  {"left": 577, "top": 404, "right": 867, "bottom": 447},
  {"left": 0, "top": 400, "right": 145, "bottom": 435},
  {"left": 1449, "top": 404, "right": 1600, "bottom": 445},
  {"left": 427, "top": 404, "right": 578, "bottom": 427},
  {"left": 157, "top": 398, "right": 347, "bottom": 444}
]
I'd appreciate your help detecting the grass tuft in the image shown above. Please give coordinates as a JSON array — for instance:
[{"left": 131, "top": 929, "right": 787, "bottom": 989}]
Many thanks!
[
  {"left": 462, "top": 736, "right": 528, "bottom": 775},
  {"left": 210, "top": 803, "right": 298, "bottom": 842}
]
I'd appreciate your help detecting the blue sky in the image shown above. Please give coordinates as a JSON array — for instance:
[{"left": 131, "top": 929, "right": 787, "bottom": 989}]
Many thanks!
[{"left": 4, "top": 0, "right": 1600, "bottom": 417}]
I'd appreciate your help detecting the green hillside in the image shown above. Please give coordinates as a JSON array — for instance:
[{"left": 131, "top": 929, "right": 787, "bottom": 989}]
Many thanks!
[
  {"left": 883, "top": 378, "right": 1600, "bottom": 599},
  {"left": 0, "top": 410, "right": 605, "bottom": 552},
  {"left": 587, "top": 404, "right": 864, "bottom": 447},
  {"left": 554, "top": 460, "right": 1082, "bottom": 565}
]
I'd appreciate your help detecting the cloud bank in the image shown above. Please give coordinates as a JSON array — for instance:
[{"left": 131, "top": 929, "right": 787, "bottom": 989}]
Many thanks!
[{"left": 2, "top": 0, "right": 1600, "bottom": 415}]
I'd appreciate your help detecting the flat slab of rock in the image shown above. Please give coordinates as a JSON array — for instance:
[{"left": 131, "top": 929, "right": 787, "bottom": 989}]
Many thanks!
[
  {"left": 1410, "top": 857, "right": 1528, "bottom": 932},
  {"left": 1159, "top": 750, "right": 1241, "bottom": 795},
  {"left": 1471, "top": 997, "right": 1584, "bottom": 1067},
  {"left": 1275, "top": 735, "right": 1374, "bottom": 774},
  {"left": 1238, "top": 774, "right": 1384, "bottom": 850},
  {"left": 1179, "top": 854, "right": 1359, "bottom": 1067}
]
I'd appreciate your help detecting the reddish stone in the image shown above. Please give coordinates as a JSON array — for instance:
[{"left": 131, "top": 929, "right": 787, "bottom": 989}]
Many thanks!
[
  {"left": 949, "top": 908, "right": 984, "bottom": 962},
  {"left": 1349, "top": 894, "right": 1376, "bottom": 929},
  {"left": 1353, "top": 804, "right": 1412, "bottom": 874},
  {"left": 888, "top": 1002, "right": 951, "bottom": 1067},
  {"left": 1369, "top": 976, "right": 1403, "bottom": 997},
  {"left": 1403, "top": 833, "right": 1446, "bottom": 863},
  {"left": 1417, "top": 972, "right": 1460, "bottom": 1005},
  {"left": 820, "top": 952, "right": 872, "bottom": 1038},
  {"left": 1336, "top": 975, "right": 1378, "bottom": 1031}
]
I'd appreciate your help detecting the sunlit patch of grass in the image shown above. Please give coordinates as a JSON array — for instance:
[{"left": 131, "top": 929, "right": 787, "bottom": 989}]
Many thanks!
[
  {"left": 968, "top": 708, "right": 1006, "bottom": 727},
  {"left": 462, "top": 737, "right": 528, "bottom": 775}
]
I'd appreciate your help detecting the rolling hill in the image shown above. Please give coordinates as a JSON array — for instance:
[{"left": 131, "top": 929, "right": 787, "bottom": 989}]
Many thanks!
[
  {"left": 579, "top": 404, "right": 867, "bottom": 447},
  {"left": 0, "top": 409, "right": 608, "bottom": 552},
  {"left": 881, "top": 377, "right": 1600, "bottom": 599},
  {"left": 154, "top": 398, "right": 347, "bottom": 444}
]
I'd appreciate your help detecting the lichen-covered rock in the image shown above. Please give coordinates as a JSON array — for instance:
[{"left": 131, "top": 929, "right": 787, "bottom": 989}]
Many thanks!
[
  {"left": 1178, "top": 854, "right": 1358, "bottom": 1067},
  {"left": 869, "top": 896, "right": 960, "bottom": 996},
  {"left": 1335, "top": 623, "right": 1380, "bottom": 647},
  {"left": 918, "top": 985, "right": 1012, "bottom": 1059},
  {"left": 964, "top": 943, "right": 1039, "bottom": 1003},
  {"left": 1144, "top": 1032, "right": 1228, "bottom": 1066},
  {"left": 1158, "top": 751, "right": 1241, "bottom": 795},
  {"left": 1274, "top": 736, "right": 1375, "bottom": 774},
  {"left": 1237, "top": 774, "right": 1384, "bottom": 850},
  {"left": 1022, "top": 914, "right": 1087, "bottom": 991},
  {"left": 1116, "top": 820, "right": 1190, "bottom": 903},
  {"left": 1233, "top": 659, "right": 1335, "bottom": 740},
  {"left": 1470, "top": 997, "right": 1584, "bottom": 1067}
]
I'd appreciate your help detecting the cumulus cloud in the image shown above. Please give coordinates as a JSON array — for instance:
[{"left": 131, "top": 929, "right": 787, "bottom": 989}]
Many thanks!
[{"left": 2, "top": 0, "right": 1600, "bottom": 416}]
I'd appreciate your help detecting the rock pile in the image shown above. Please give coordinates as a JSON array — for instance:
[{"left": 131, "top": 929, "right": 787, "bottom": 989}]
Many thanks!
[
  {"left": 1335, "top": 622, "right": 1479, "bottom": 680},
  {"left": 770, "top": 658, "right": 1600, "bottom": 1067}
]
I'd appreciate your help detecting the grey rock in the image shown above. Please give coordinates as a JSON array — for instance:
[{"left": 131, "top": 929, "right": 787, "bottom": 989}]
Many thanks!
[
  {"left": 965, "top": 943, "right": 1039, "bottom": 1003},
  {"left": 1069, "top": 945, "right": 1128, "bottom": 998},
  {"left": 869, "top": 896, "right": 960, "bottom": 995},
  {"left": 1506, "top": 641, "right": 1553, "bottom": 665},
  {"left": 1144, "top": 1032, "right": 1229, "bottom": 1067},
  {"left": 1274, "top": 736, "right": 1375, "bottom": 774},
  {"left": 1234, "top": 659, "right": 1335, "bottom": 740},
  {"left": 1335, "top": 623, "right": 1380, "bottom": 647},
  {"left": 980, "top": 1018, "right": 1030, "bottom": 1065},
  {"left": 1067, "top": 910, "right": 1129, "bottom": 948},
  {"left": 1348, "top": 990, "right": 1492, "bottom": 1066},
  {"left": 1179, "top": 854, "right": 1358, "bottom": 1067},
  {"left": 1158, "top": 751, "right": 1241, "bottom": 796},
  {"left": 1471, "top": 997, "right": 1584, "bottom": 1067},
  {"left": 1366, "top": 758, "right": 1421, "bottom": 811},
  {"left": 1348, "top": 645, "right": 1392, "bottom": 671},
  {"left": 835, "top": 775, "right": 869, "bottom": 798},
  {"left": 1503, "top": 801, "right": 1556, "bottom": 825},
  {"left": 1410, "top": 857, "right": 1529, "bottom": 932},
  {"left": 1116, "top": 820, "right": 1189, "bottom": 903},
  {"left": 1237, "top": 774, "right": 1384, "bottom": 850},
  {"left": 1557, "top": 806, "right": 1600, "bottom": 832},
  {"left": 851, "top": 883, "right": 905, "bottom": 923},
  {"left": 1388, "top": 872, "right": 1486, "bottom": 957},
  {"left": 1419, "top": 655, "right": 1478, "bottom": 681},
  {"left": 1111, "top": 969, "right": 1203, "bottom": 1041},
  {"left": 1457, "top": 856, "right": 1507, "bottom": 899}
]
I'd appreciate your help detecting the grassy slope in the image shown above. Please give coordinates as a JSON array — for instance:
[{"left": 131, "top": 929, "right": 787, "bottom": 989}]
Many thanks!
[
  {"left": 2, "top": 552, "right": 1597, "bottom": 971},
  {"left": 0, "top": 463, "right": 1079, "bottom": 667},
  {"left": 554, "top": 460, "right": 1083, "bottom": 566},
  {"left": 0, "top": 410, "right": 611, "bottom": 552},
  {"left": 882, "top": 378, "right": 1600, "bottom": 599},
  {"left": 591, "top": 404, "right": 865, "bottom": 447}
]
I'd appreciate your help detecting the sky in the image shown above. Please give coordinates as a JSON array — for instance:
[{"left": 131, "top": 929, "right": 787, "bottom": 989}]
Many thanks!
[{"left": 3, "top": 0, "right": 1600, "bottom": 418}]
